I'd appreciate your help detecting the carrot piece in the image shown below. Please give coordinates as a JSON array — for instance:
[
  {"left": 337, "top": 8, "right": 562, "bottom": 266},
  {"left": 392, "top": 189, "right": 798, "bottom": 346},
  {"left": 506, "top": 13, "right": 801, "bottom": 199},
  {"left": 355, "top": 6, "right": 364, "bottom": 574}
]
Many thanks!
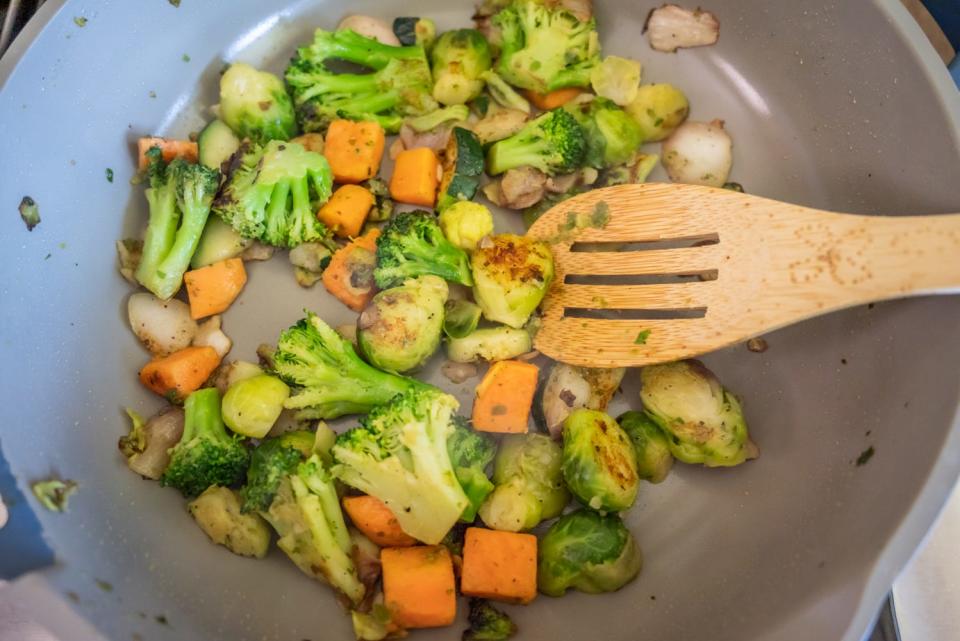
[
  {"left": 322, "top": 228, "right": 380, "bottom": 311},
  {"left": 523, "top": 88, "right": 584, "bottom": 111},
  {"left": 461, "top": 527, "right": 538, "bottom": 604},
  {"left": 382, "top": 546, "right": 457, "bottom": 629},
  {"left": 183, "top": 258, "right": 248, "bottom": 320},
  {"left": 323, "top": 120, "right": 386, "bottom": 184},
  {"left": 343, "top": 495, "right": 417, "bottom": 547},
  {"left": 318, "top": 184, "right": 376, "bottom": 239},
  {"left": 471, "top": 360, "right": 539, "bottom": 433},
  {"left": 139, "top": 346, "right": 221, "bottom": 400},
  {"left": 389, "top": 147, "right": 440, "bottom": 207},
  {"left": 138, "top": 137, "right": 199, "bottom": 170}
]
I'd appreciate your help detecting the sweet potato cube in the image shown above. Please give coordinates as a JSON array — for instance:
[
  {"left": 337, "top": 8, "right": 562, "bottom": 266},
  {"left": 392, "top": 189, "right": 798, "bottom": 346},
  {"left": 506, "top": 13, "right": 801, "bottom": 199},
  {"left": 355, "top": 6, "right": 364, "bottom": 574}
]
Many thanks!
[
  {"left": 461, "top": 527, "right": 537, "bottom": 604},
  {"left": 382, "top": 546, "right": 456, "bottom": 628}
]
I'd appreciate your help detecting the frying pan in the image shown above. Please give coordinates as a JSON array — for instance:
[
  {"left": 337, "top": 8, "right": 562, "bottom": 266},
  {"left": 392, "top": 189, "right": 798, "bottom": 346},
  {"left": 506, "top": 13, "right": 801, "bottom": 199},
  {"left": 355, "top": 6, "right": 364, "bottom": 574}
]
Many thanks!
[{"left": 1, "top": 1, "right": 959, "bottom": 640}]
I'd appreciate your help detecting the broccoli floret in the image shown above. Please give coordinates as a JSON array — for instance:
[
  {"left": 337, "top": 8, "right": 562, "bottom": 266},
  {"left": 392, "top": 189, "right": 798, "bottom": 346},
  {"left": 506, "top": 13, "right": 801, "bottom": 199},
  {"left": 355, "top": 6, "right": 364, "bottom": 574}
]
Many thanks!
[
  {"left": 463, "top": 598, "right": 518, "bottom": 641},
  {"left": 332, "top": 388, "right": 470, "bottom": 544},
  {"left": 262, "top": 454, "right": 365, "bottom": 605},
  {"left": 240, "top": 432, "right": 313, "bottom": 513},
  {"left": 564, "top": 97, "right": 643, "bottom": 169},
  {"left": 486, "top": 109, "right": 586, "bottom": 176},
  {"left": 494, "top": 0, "right": 600, "bottom": 93},
  {"left": 213, "top": 140, "right": 333, "bottom": 248},
  {"left": 286, "top": 29, "right": 437, "bottom": 134},
  {"left": 448, "top": 417, "right": 496, "bottom": 522},
  {"left": 374, "top": 210, "right": 474, "bottom": 288},
  {"left": 272, "top": 312, "right": 432, "bottom": 420},
  {"left": 135, "top": 147, "right": 220, "bottom": 299},
  {"left": 161, "top": 388, "right": 250, "bottom": 498}
]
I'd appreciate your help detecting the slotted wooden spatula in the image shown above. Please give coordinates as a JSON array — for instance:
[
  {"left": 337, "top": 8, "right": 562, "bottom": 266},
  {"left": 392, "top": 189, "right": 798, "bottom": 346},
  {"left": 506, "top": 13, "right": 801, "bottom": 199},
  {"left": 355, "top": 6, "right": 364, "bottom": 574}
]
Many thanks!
[{"left": 526, "top": 183, "right": 960, "bottom": 368}]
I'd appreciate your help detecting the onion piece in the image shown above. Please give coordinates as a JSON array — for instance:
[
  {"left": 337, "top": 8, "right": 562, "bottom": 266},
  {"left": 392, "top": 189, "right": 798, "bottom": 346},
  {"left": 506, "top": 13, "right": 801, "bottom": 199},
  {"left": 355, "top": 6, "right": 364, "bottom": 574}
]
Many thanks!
[
  {"left": 499, "top": 166, "right": 548, "bottom": 209},
  {"left": 661, "top": 119, "right": 733, "bottom": 187},
  {"left": 337, "top": 15, "right": 401, "bottom": 46},
  {"left": 241, "top": 241, "right": 274, "bottom": 262},
  {"left": 399, "top": 123, "right": 452, "bottom": 153},
  {"left": 442, "top": 360, "right": 479, "bottom": 384},
  {"left": 127, "top": 293, "right": 197, "bottom": 356},
  {"left": 124, "top": 407, "right": 185, "bottom": 480},
  {"left": 645, "top": 4, "right": 720, "bottom": 53},
  {"left": 193, "top": 315, "right": 232, "bottom": 358}
]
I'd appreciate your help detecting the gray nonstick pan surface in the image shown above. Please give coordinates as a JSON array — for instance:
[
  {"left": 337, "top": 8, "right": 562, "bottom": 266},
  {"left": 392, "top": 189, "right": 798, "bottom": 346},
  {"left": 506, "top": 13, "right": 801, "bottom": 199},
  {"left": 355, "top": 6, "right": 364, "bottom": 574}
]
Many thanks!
[{"left": 1, "top": 1, "right": 959, "bottom": 640}]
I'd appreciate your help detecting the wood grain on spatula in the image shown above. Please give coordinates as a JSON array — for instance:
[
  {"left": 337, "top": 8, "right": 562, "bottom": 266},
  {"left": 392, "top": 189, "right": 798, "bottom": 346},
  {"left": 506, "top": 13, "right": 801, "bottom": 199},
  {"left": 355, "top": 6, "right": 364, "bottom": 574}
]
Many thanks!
[{"left": 526, "top": 183, "right": 960, "bottom": 368}]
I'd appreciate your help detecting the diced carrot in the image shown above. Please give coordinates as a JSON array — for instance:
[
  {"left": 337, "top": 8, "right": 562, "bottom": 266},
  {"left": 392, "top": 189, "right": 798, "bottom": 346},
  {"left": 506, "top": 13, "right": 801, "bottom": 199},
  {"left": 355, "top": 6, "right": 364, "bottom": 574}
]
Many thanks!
[
  {"left": 389, "top": 147, "right": 440, "bottom": 208},
  {"left": 323, "top": 120, "right": 386, "bottom": 184},
  {"left": 343, "top": 495, "right": 417, "bottom": 547},
  {"left": 318, "top": 184, "right": 376, "bottom": 239},
  {"left": 138, "top": 137, "right": 199, "bottom": 170},
  {"left": 139, "top": 346, "right": 221, "bottom": 400},
  {"left": 523, "top": 88, "right": 584, "bottom": 111},
  {"left": 471, "top": 360, "right": 539, "bottom": 433},
  {"left": 183, "top": 258, "right": 247, "bottom": 320},
  {"left": 322, "top": 228, "right": 380, "bottom": 311},
  {"left": 382, "top": 546, "right": 457, "bottom": 629},
  {"left": 461, "top": 527, "right": 538, "bottom": 604}
]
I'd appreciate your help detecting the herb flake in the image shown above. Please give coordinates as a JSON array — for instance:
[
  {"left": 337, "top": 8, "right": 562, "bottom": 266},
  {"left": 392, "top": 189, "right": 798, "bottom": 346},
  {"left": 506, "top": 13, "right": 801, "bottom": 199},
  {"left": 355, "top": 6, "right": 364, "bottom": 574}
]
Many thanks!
[
  {"left": 634, "top": 329, "right": 651, "bottom": 344},
  {"left": 73, "top": 16, "right": 88, "bottom": 27},
  {"left": 855, "top": 446, "right": 875, "bottom": 467},
  {"left": 105, "top": 168, "right": 114, "bottom": 183},
  {"left": 18, "top": 196, "right": 40, "bottom": 230},
  {"left": 181, "top": 53, "right": 191, "bottom": 62}
]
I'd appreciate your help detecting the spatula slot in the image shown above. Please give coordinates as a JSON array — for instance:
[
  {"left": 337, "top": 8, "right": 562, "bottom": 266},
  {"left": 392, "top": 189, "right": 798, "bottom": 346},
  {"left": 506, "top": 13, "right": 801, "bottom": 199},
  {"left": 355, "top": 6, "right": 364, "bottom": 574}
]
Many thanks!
[
  {"left": 564, "top": 271, "right": 718, "bottom": 285},
  {"left": 563, "top": 307, "right": 708, "bottom": 320},
  {"left": 570, "top": 233, "right": 719, "bottom": 252}
]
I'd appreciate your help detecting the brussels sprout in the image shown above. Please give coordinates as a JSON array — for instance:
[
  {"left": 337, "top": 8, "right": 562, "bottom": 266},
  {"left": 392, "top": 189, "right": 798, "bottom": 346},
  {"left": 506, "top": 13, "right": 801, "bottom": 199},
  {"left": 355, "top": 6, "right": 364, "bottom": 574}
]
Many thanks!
[
  {"left": 561, "top": 409, "right": 639, "bottom": 512},
  {"left": 565, "top": 97, "right": 643, "bottom": 170},
  {"left": 471, "top": 234, "right": 554, "bottom": 329},
  {"left": 640, "top": 360, "right": 758, "bottom": 467},
  {"left": 438, "top": 201, "right": 494, "bottom": 251},
  {"left": 590, "top": 56, "right": 642, "bottom": 106},
  {"left": 537, "top": 509, "right": 642, "bottom": 597},
  {"left": 443, "top": 299, "right": 482, "bottom": 339},
  {"left": 222, "top": 374, "right": 291, "bottom": 438},
  {"left": 357, "top": 275, "right": 448, "bottom": 373},
  {"left": 445, "top": 326, "right": 533, "bottom": 363},
  {"left": 219, "top": 63, "right": 297, "bottom": 143},
  {"left": 479, "top": 433, "right": 569, "bottom": 532},
  {"left": 617, "top": 411, "right": 673, "bottom": 484},
  {"left": 431, "top": 29, "right": 493, "bottom": 105},
  {"left": 188, "top": 485, "right": 272, "bottom": 558},
  {"left": 625, "top": 83, "right": 689, "bottom": 143}
]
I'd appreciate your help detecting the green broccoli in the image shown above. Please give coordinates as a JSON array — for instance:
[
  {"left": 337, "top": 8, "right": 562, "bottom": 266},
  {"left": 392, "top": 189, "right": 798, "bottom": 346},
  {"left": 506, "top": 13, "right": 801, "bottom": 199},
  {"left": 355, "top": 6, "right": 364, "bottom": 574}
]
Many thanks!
[
  {"left": 332, "top": 388, "right": 470, "bottom": 544},
  {"left": 135, "top": 147, "right": 220, "bottom": 299},
  {"left": 463, "top": 598, "right": 518, "bottom": 641},
  {"left": 493, "top": 0, "right": 601, "bottom": 93},
  {"left": 285, "top": 29, "right": 437, "bottom": 134},
  {"left": 486, "top": 109, "right": 586, "bottom": 176},
  {"left": 262, "top": 454, "right": 365, "bottom": 605},
  {"left": 212, "top": 139, "right": 333, "bottom": 248},
  {"left": 161, "top": 388, "right": 250, "bottom": 498},
  {"left": 373, "top": 210, "right": 474, "bottom": 288},
  {"left": 448, "top": 417, "right": 497, "bottom": 522},
  {"left": 564, "top": 97, "right": 643, "bottom": 169},
  {"left": 272, "top": 311, "right": 432, "bottom": 420},
  {"left": 240, "top": 431, "right": 314, "bottom": 513}
]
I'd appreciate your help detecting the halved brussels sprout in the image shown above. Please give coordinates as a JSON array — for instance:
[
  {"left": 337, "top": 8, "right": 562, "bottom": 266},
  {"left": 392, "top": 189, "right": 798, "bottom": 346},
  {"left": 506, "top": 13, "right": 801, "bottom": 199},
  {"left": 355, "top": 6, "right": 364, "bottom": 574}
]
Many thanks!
[
  {"left": 562, "top": 409, "right": 639, "bottom": 512},
  {"left": 625, "top": 83, "right": 689, "bottom": 142},
  {"left": 443, "top": 299, "right": 483, "bottom": 339},
  {"left": 219, "top": 63, "right": 297, "bottom": 143},
  {"left": 541, "top": 363, "right": 625, "bottom": 439},
  {"left": 640, "top": 360, "right": 758, "bottom": 467},
  {"left": 188, "top": 485, "right": 272, "bottom": 558},
  {"left": 438, "top": 201, "right": 494, "bottom": 251},
  {"left": 445, "top": 325, "right": 532, "bottom": 363},
  {"left": 538, "top": 509, "right": 642, "bottom": 597},
  {"left": 357, "top": 275, "right": 448, "bottom": 373},
  {"left": 478, "top": 433, "right": 569, "bottom": 532},
  {"left": 431, "top": 29, "right": 493, "bottom": 105},
  {"left": 471, "top": 234, "right": 554, "bottom": 329},
  {"left": 617, "top": 411, "right": 673, "bottom": 484}
]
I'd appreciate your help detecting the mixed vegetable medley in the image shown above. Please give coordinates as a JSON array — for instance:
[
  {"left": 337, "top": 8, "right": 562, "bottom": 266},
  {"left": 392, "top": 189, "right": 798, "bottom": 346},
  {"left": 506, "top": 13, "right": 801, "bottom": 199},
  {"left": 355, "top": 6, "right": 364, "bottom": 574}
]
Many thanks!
[{"left": 116, "top": 1, "right": 754, "bottom": 638}]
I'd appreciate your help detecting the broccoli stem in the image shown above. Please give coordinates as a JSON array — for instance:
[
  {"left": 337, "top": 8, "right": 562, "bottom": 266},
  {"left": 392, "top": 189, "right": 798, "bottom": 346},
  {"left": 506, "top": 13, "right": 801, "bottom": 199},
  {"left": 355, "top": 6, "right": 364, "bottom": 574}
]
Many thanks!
[
  {"left": 136, "top": 183, "right": 180, "bottom": 297},
  {"left": 182, "top": 388, "right": 227, "bottom": 444},
  {"left": 307, "top": 29, "right": 425, "bottom": 70},
  {"left": 155, "top": 192, "right": 210, "bottom": 286}
]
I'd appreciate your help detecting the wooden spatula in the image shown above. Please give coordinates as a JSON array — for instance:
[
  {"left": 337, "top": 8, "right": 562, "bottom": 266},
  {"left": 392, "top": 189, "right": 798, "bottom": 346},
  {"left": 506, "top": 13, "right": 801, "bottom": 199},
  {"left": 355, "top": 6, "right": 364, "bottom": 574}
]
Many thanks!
[{"left": 526, "top": 183, "right": 960, "bottom": 368}]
